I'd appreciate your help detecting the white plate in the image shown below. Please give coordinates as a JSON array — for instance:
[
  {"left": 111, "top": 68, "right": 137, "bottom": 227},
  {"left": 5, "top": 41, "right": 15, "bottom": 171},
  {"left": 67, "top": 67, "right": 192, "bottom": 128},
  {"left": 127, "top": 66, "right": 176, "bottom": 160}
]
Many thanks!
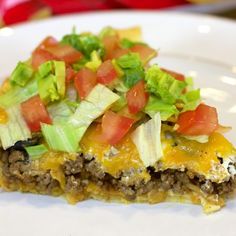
[{"left": 0, "top": 11, "right": 236, "bottom": 236}]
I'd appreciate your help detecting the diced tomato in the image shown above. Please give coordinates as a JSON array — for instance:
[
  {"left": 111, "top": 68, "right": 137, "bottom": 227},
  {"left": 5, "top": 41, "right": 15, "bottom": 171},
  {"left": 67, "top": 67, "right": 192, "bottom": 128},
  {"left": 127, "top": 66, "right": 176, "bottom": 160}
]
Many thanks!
[
  {"left": 97, "top": 60, "right": 117, "bottom": 85},
  {"left": 126, "top": 80, "right": 149, "bottom": 114},
  {"left": 101, "top": 110, "right": 134, "bottom": 145},
  {"left": 37, "top": 36, "right": 58, "bottom": 50},
  {"left": 46, "top": 44, "right": 83, "bottom": 64},
  {"left": 32, "top": 48, "right": 58, "bottom": 69},
  {"left": 130, "top": 44, "right": 157, "bottom": 64},
  {"left": 74, "top": 68, "right": 97, "bottom": 99},
  {"left": 21, "top": 95, "right": 52, "bottom": 132},
  {"left": 66, "top": 67, "right": 76, "bottom": 83},
  {"left": 177, "top": 104, "right": 219, "bottom": 136},
  {"left": 161, "top": 68, "right": 185, "bottom": 81},
  {"left": 111, "top": 48, "right": 130, "bottom": 59},
  {"left": 102, "top": 35, "right": 120, "bottom": 59}
]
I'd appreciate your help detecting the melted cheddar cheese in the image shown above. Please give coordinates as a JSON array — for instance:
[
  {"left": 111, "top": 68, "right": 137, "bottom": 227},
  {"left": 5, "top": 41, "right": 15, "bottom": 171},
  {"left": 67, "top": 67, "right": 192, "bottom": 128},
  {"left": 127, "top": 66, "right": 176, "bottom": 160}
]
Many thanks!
[
  {"left": 80, "top": 125, "right": 235, "bottom": 183},
  {"left": 161, "top": 132, "right": 235, "bottom": 182},
  {"left": 80, "top": 124, "right": 150, "bottom": 181}
]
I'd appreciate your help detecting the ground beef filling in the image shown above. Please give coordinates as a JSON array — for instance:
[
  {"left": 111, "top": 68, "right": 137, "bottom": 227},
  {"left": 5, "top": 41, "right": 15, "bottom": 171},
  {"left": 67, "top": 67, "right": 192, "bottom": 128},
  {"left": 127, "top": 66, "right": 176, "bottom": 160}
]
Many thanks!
[{"left": 1, "top": 150, "right": 236, "bottom": 201}]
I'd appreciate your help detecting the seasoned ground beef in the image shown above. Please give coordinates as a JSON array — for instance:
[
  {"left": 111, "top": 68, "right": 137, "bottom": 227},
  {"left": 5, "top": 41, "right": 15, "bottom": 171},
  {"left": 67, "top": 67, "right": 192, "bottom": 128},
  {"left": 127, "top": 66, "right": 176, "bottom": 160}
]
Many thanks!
[
  {"left": 0, "top": 149, "right": 236, "bottom": 201},
  {"left": 1, "top": 150, "right": 60, "bottom": 194}
]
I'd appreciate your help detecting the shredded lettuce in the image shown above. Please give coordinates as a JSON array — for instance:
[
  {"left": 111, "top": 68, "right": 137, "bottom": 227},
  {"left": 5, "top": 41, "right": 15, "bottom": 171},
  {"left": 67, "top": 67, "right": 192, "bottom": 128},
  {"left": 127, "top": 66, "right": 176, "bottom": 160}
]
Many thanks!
[
  {"left": 0, "top": 105, "right": 32, "bottom": 149},
  {"left": 144, "top": 95, "right": 179, "bottom": 121},
  {"left": 69, "top": 84, "right": 119, "bottom": 128},
  {"left": 145, "top": 65, "right": 187, "bottom": 104},
  {"left": 41, "top": 123, "right": 81, "bottom": 153},
  {"left": 116, "top": 53, "right": 144, "bottom": 88},
  {"left": 111, "top": 95, "right": 127, "bottom": 112},
  {"left": 85, "top": 51, "right": 102, "bottom": 71},
  {"left": 131, "top": 112, "right": 163, "bottom": 167},
  {"left": 25, "top": 144, "right": 48, "bottom": 160},
  {"left": 10, "top": 62, "right": 34, "bottom": 87},
  {"left": 37, "top": 60, "right": 66, "bottom": 104},
  {"left": 42, "top": 84, "right": 119, "bottom": 153},
  {"left": 72, "top": 58, "right": 89, "bottom": 71},
  {"left": 116, "top": 53, "right": 141, "bottom": 68},
  {"left": 120, "top": 38, "right": 136, "bottom": 49},
  {"left": 181, "top": 89, "right": 201, "bottom": 112},
  {"left": 61, "top": 33, "right": 104, "bottom": 58},
  {"left": 0, "top": 79, "right": 38, "bottom": 108},
  {"left": 54, "top": 61, "right": 66, "bottom": 97},
  {"left": 48, "top": 100, "right": 73, "bottom": 124}
]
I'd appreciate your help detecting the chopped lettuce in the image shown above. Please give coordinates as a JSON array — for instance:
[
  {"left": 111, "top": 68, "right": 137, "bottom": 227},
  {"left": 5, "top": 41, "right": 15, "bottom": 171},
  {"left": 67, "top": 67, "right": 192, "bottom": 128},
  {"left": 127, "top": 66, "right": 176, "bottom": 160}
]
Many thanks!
[
  {"left": 110, "top": 95, "right": 127, "bottom": 112},
  {"left": 144, "top": 95, "right": 179, "bottom": 120},
  {"left": 72, "top": 58, "right": 89, "bottom": 71},
  {"left": 0, "top": 105, "right": 32, "bottom": 149},
  {"left": 42, "top": 84, "right": 119, "bottom": 153},
  {"left": 116, "top": 53, "right": 144, "bottom": 88},
  {"left": 54, "top": 61, "right": 66, "bottom": 97},
  {"left": 69, "top": 84, "right": 120, "bottom": 128},
  {"left": 120, "top": 38, "right": 136, "bottom": 49},
  {"left": 10, "top": 62, "right": 34, "bottom": 87},
  {"left": 131, "top": 112, "right": 163, "bottom": 167},
  {"left": 41, "top": 123, "right": 81, "bottom": 153},
  {"left": 61, "top": 33, "right": 104, "bottom": 58},
  {"left": 37, "top": 60, "right": 66, "bottom": 104},
  {"left": 145, "top": 65, "right": 186, "bottom": 104},
  {"left": 85, "top": 51, "right": 102, "bottom": 71},
  {"left": 181, "top": 89, "right": 201, "bottom": 112},
  {"left": 0, "top": 79, "right": 38, "bottom": 108},
  {"left": 25, "top": 144, "right": 48, "bottom": 160},
  {"left": 116, "top": 53, "right": 141, "bottom": 68},
  {"left": 38, "top": 74, "right": 59, "bottom": 103},
  {"left": 48, "top": 100, "right": 73, "bottom": 124}
]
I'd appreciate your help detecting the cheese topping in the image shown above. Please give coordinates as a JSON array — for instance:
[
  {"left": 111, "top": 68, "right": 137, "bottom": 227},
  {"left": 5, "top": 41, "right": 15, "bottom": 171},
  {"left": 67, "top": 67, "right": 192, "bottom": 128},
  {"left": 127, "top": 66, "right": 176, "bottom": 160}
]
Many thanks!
[{"left": 81, "top": 124, "right": 235, "bottom": 183}]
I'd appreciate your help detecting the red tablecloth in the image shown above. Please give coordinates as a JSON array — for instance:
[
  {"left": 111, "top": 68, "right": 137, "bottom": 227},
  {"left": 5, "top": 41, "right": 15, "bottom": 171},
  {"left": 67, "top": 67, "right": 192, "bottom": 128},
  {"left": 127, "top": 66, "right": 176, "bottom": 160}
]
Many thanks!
[{"left": 0, "top": 0, "right": 189, "bottom": 26}]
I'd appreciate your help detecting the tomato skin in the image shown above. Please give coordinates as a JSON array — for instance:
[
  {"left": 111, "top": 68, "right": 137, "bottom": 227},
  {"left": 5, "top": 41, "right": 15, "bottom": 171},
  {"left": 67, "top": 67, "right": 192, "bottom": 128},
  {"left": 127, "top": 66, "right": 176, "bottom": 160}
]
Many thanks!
[
  {"left": 32, "top": 48, "right": 58, "bottom": 69},
  {"left": 102, "top": 35, "right": 120, "bottom": 59},
  {"left": 74, "top": 68, "right": 97, "bottom": 99},
  {"left": 130, "top": 44, "right": 156, "bottom": 64},
  {"left": 126, "top": 80, "right": 149, "bottom": 114},
  {"left": 111, "top": 48, "right": 130, "bottom": 59},
  {"left": 37, "top": 36, "right": 58, "bottom": 50},
  {"left": 46, "top": 45, "right": 83, "bottom": 64},
  {"left": 101, "top": 111, "right": 134, "bottom": 145},
  {"left": 21, "top": 95, "right": 52, "bottom": 132},
  {"left": 161, "top": 68, "right": 185, "bottom": 81},
  {"left": 97, "top": 60, "right": 117, "bottom": 85},
  {"left": 177, "top": 104, "right": 219, "bottom": 136},
  {"left": 66, "top": 67, "right": 76, "bottom": 83}
]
